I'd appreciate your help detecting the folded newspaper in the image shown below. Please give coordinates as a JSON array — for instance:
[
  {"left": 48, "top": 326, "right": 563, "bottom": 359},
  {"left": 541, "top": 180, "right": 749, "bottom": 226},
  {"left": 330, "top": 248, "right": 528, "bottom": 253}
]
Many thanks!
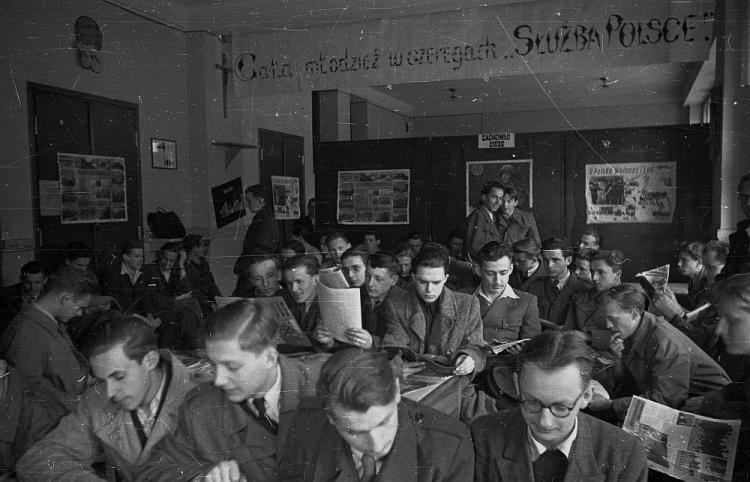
[
  {"left": 623, "top": 396, "right": 741, "bottom": 481},
  {"left": 317, "top": 267, "right": 362, "bottom": 342},
  {"left": 215, "top": 296, "right": 311, "bottom": 347},
  {"left": 489, "top": 338, "right": 529, "bottom": 355},
  {"left": 635, "top": 264, "right": 670, "bottom": 294}
]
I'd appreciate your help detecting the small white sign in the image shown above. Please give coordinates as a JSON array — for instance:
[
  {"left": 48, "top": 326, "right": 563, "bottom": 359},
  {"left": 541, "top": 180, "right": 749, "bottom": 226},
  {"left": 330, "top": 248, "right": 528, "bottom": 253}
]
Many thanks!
[{"left": 478, "top": 133, "right": 515, "bottom": 149}]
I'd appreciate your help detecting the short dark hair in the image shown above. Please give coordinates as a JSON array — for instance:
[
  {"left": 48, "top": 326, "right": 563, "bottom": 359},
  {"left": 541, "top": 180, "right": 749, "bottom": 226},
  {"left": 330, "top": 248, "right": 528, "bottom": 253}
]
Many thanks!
[
  {"left": 120, "top": 240, "right": 143, "bottom": 256},
  {"left": 282, "top": 254, "right": 320, "bottom": 276},
  {"left": 679, "top": 241, "right": 705, "bottom": 264},
  {"left": 205, "top": 299, "right": 279, "bottom": 352},
  {"left": 326, "top": 231, "right": 350, "bottom": 247},
  {"left": 340, "top": 248, "right": 368, "bottom": 265},
  {"left": 183, "top": 234, "right": 203, "bottom": 251},
  {"left": 517, "top": 331, "right": 594, "bottom": 387},
  {"left": 43, "top": 266, "right": 98, "bottom": 298},
  {"left": 502, "top": 185, "right": 519, "bottom": 201},
  {"left": 292, "top": 223, "right": 310, "bottom": 237},
  {"left": 710, "top": 274, "right": 750, "bottom": 310},
  {"left": 542, "top": 237, "right": 574, "bottom": 258},
  {"left": 159, "top": 242, "right": 181, "bottom": 258},
  {"left": 394, "top": 243, "right": 415, "bottom": 258},
  {"left": 317, "top": 349, "right": 398, "bottom": 412},
  {"left": 598, "top": 284, "right": 646, "bottom": 313},
  {"left": 245, "top": 184, "right": 270, "bottom": 204},
  {"left": 477, "top": 241, "right": 513, "bottom": 266},
  {"left": 248, "top": 254, "right": 281, "bottom": 271},
  {"left": 704, "top": 240, "right": 728, "bottom": 264},
  {"left": 65, "top": 241, "right": 91, "bottom": 261},
  {"left": 20, "top": 261, "right": 45, "bottom": 277},
  {"left": 581, "top": 228, "right": 602, "bottom": 247},
  {"left": 480, "top": 180, "right": 504, "bottom": 195},
  {"left": 407, "top": 231, "right": 422, "bottom": 241},
  {"left": 363, "top": 230, "right": 381, "bottom": 240},
  {"left": 739, "top": 173, "right": 750, "bottom": 190},
  {"left": 82, "top": 315, "right": 158, "bottom": 362},
  {"left": 513, "top": 237, "right": 541, "bottom": 257},
  {"left": 282, "top": 239, "right": 306, "bottom": 256},
  {"left": 412, "top": 242, "right": 449, "bottom": 271},
  {"left": 589, "top": 249, "right": 626, "bottom": 273},
  {"left": 367, "top": 252, "right": 400, "bottom": 277},
  {"left": 448, "top": 229, "right": 463, "bottom": 241}
]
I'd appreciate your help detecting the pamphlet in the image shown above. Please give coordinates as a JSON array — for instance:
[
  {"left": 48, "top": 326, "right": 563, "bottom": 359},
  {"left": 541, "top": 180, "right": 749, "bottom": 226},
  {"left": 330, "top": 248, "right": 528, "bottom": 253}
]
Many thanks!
[{"left": 316, "top": 267, "right": 362, "bottom": 342}]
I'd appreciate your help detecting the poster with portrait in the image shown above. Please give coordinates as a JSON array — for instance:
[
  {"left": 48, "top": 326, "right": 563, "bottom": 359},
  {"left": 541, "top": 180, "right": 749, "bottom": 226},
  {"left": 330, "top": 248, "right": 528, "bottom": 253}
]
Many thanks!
[
  {"left": 337, "top": 169, "right": 410, "bottom": 225},
  {"left": 57, "top": 153, "right": 127, "bottom": 224},
  {"left": 271, "top": 175, "right": 301, "bottom": 220},
  {"left": 211, "top": 177, "right": 245, "bottom": 228},
  {"left": 465, "top": 159, "right": 533, "bottom": 216},
  {"left": 585, "top": 162, "right": 677, "bottom": 224}
]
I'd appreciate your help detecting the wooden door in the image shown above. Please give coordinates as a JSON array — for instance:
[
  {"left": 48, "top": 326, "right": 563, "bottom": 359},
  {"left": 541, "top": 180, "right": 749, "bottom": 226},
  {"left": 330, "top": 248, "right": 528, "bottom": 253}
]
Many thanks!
[{"left": 29, "top": 84, "right": 141, "bottom": 273}]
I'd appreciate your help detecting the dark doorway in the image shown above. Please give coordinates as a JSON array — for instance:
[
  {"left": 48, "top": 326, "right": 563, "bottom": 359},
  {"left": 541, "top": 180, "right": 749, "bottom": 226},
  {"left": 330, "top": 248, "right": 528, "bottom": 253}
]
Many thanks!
[{"left": 29, "top": 83, "right": 142, "bottom": 273}]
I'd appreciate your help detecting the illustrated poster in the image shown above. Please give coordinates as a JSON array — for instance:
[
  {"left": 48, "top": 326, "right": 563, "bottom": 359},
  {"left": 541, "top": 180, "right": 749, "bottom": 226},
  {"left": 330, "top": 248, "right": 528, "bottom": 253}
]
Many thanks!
[
  {"left": 271, "top": 175, "right": 301, "bottom": 220},
  {"left": 465, "top": 159, "right": 533, "bottom": 215},
  {"left": 211, "top": 177, "right": 245, "bottom": 228},
  {"left": 586, "top": 162, "right": 676, "bottom": 224},
  {"left": 57, "top": 153, "right": 127, "bottom": 224},
  {"left": 337, "top": 169, "right": 409, "bottom": 225}
]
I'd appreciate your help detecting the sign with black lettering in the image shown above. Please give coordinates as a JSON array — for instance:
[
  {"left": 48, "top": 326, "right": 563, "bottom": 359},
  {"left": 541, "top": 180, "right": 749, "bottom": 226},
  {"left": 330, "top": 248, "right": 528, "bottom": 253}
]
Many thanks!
[
  {"left": 478, "top": 133, "right": 515, "bottom": 149},
  {"left": 211, "top": 177, "right": 245, "bottom": 228}
]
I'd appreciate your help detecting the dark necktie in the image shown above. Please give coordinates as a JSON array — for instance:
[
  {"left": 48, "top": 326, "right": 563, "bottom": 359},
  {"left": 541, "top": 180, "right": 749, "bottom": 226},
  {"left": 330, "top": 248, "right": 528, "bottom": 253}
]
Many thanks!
[
  {"left": 241, "top": 398, "right": 278, "bottom": 435},
  {"left": 360, "top": 453, "right": 377, "bottom": 482},
  {"left": 551, "top": 282, "right": 560, "bottom": 297},
  {"left": 532, "top": 449, "right": 569, "bottom": 482}
]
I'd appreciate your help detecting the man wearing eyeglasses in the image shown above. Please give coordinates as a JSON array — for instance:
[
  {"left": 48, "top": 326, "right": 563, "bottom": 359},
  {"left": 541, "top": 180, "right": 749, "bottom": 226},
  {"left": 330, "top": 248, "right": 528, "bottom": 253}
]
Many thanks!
[
  {"left": 721, "top": 173, "right": 750, "bottom": 278},
  {"left": 471, "top": 330, "right": 648, "bottom": 481}
]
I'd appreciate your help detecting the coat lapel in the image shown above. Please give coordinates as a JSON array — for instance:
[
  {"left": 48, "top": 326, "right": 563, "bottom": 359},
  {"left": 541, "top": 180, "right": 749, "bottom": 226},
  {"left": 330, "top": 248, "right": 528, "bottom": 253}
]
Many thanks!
[
  {"left": 437, "top": 290, "right": 457, "bottom": 352},
  {"left": 500, "top": 414, "right": 533, "bottom": 481},
  {"left": 311, "top": 424, "right": 358, "bottom": 481},
  {"left": 378, "top": 410, "right": 419, "bottom": 481},
  {"left": 407, "top": 295, "right": 427, "bottom": 343},
  {"left": 565, "top": 416, "right": 603, "bottom": 481}
]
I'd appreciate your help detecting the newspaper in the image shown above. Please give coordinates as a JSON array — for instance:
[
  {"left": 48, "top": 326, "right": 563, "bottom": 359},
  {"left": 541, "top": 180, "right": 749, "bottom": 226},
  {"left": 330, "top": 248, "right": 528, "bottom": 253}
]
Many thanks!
[
  {"left": 489, "top": 338, "right": 529, "bottom": 355},
  {"left": 636, "top": 264, "right": 670, "bottom": 294},
  {"left": 623, "top": 396, "right": 741, "bottom": 481},
  {"left": 215, "top": 296, "right": 311, "bottom": 347},
  {"left": 316, "top": 267, "right": 362, "bottom": 342}
]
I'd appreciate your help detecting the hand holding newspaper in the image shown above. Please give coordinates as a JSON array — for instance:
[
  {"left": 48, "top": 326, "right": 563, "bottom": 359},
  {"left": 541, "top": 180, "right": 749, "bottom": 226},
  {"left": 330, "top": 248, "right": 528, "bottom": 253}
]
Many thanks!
[
  {"left": 316, "top": 267, "right": 362, "bottom": 342},
  {"left": 635, "top": 264, "right": 670, "bottom": 297},
  {"left": 623, "top": 396, "right": 741, "bottom": 481}
]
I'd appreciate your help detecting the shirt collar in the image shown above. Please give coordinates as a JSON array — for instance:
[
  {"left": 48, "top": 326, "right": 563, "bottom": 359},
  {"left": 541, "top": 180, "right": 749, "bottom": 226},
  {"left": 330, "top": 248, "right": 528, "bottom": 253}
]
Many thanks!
[
  {"left": 628, "top": 313, "right": 652, "bottom": 355},
  {"left": 120, "top": 262, "right": 142, "bottom": 283},
  {"left": 477, "top": 283, "right": 520, "bottom": 303},
  {"left": 31, "top": 302, "right": 58, "bottom": 324},
  {"left": 135, "top": 367, "right": 167, "bottom": 431},
  {"left": 481, "top": 205, "right": 495, "bottom": 222},
  {"left": 554, "top": 269, "right": 571, "bottom": 290},
  {"left": 250, "top": 364, "right": 282, "bottom": 423},
  {"left": 527, "top": 416, "right": 578, "bottom": 460}
]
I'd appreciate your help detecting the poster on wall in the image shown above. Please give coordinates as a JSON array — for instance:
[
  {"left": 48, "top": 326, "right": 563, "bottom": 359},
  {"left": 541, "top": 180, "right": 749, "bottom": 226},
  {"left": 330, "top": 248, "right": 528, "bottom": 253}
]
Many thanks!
[
  {"left": 337, "top": 169, "right": 410, "bottom": 225},
  {"left": 211, "top": 177, "right": 245, "bottom": 228},
  {"left": 585, "top": 162, "right": 677, "bottom": 224},
  {"left": 271, "top": 175, "right": 301, "bottom": 220},
  {"left": 465, "top": 159, "right": 533, "bottom": 216},
  {"left": 57, "top": 153, "right": 127, "bottom": 224}
]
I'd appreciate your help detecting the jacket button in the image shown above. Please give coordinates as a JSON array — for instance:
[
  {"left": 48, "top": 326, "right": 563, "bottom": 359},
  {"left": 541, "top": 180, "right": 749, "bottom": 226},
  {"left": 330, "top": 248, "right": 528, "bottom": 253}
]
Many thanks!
[
  {"left": 446, "top": 349, "right": 453, "bottom": 355},
  {"left": 415, "top": 413, "right": 424, "bottom": 423}
]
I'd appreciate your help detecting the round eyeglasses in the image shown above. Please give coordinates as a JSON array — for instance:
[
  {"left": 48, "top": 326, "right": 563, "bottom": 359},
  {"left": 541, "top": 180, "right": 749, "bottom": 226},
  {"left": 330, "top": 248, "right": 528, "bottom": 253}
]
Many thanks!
[{"left": 520, "top": 390, "right": 585, "bottom": 418}]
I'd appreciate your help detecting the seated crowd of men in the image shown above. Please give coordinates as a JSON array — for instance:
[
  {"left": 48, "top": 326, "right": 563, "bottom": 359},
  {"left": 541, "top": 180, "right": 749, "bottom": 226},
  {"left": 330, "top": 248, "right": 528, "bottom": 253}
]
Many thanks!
[{"left": 0, "top": 176, "right": 749, "bottom": 481}]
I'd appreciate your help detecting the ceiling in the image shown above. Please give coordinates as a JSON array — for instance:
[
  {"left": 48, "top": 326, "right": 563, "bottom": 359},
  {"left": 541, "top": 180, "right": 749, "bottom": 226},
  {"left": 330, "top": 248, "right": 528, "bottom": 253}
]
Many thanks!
[{"left": 106, "top": 0, "right": 710, "bottom": 118}]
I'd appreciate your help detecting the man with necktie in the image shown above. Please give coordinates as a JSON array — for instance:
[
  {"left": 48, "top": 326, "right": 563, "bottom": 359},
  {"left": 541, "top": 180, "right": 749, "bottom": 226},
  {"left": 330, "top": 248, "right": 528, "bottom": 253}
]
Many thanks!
[
  {"left": 138, "top": 299, "right": 328, "bottom": 481},
  {"left": 281, "top": 348, "right": 474, "bottom": 481},
  {"left": 471, "top": 330, "right": 648, "bottom": 481}
]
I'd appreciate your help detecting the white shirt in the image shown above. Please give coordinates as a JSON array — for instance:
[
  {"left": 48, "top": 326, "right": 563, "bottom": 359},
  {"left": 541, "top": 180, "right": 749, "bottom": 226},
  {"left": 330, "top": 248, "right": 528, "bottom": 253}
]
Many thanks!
[
  {"left": 249, "top": 364, "right": 281, "bottom": 423},
  {"left": 120, "top": 263, "right": 142, "bottom": 285},
  {"left": 481, "top": 205, "right": 495, "bottom": 222},
  {"left": 351, "top": 448, "right": 385, "bottom": 479},
  {"left": 135, "top": 368, "right": 167, "bottom": 436},
  {"left": 554, "top": 269, "right": 571, "bottom": 291},
  {"left": 477, "top": 283, "right": 520, "bottom": 304},
  {"left": 527, "top": 417, "right": 579, "bottom": 461}
]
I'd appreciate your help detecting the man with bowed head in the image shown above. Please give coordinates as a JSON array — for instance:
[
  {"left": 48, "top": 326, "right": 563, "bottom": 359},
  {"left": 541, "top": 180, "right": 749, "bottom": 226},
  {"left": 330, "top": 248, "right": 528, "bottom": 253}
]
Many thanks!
[
  {"left": 281, "top": 348, "right": 474, "bottom": 481},
  {"left": 471, "top": 330, "right": 648, "bottom": 481}
]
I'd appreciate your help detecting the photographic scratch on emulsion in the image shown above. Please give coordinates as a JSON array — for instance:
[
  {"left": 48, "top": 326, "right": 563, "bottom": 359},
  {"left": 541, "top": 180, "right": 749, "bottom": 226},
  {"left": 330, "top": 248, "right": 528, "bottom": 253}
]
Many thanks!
[{"left": 9, "top": 58, "right": 21, "bottom": 108}]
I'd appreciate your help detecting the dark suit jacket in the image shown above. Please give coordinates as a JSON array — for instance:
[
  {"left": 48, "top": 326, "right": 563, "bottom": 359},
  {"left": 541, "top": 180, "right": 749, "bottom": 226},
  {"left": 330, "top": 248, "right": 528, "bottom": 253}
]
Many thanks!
[
  {"left": 496, "top": 208, "right": 541, "bottom": 245},
  {"left": 99, "top": 263, "right": 150, "bottom": 315},
  {"left": 465, "top": 207, "right": 504, "bottom": 258},
  {"left": 508, "top": 262, "right": 548, "bottom": 292},
  {"left": 280, "top": 398, "right": 474, "bottom": 482},
  {"left": 471, "top": 409, "right": 648, "bottom": 482},
  {"left": 525, "top": 272, "right": 592, "bottom": 326},
  {"left": 138, "top": 354, "right": 328, "bottom": 481},
  {"left": 381, "top": 287, "right": 487, "bottom": 373},
  {"left": 721, "top": 218, "right": 750, "bottom": 278},
  {"left": 469, "top": 286, "right": 540, "bottom": 343}
]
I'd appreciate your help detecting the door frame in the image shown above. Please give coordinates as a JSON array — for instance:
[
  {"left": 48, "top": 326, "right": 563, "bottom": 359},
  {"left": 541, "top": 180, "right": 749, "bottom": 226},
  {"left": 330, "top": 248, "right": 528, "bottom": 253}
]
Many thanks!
[{"left": 27, "top": 82, "right": 143, "bottom": 262}]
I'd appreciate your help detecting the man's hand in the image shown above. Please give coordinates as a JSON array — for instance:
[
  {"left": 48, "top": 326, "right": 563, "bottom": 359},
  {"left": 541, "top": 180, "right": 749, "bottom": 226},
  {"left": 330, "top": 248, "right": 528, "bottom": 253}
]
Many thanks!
[
  {"left": 683, "top": 396, "right": 705, "bottom": 414},
  {"left": 653, "top": 288, "right": 684, "bottom": 320},
  {"left": 175, "top": 291, "right": 193, "bottom": 302},
  {"left": 399, "top": 361, "right": 427, "bottom": 378},
  {"left": 453, "top": 354, "right": 475, "bottom": 376},
  {"left": 344, "top": 328, "right": 373, "bottom": 349},
  {"left": 504, "top": 343, "right": 524, "bottom": 355},
  {"left": 587, "top": 392, "right": 613, "bottom": 411},
  {"left": 313, "top": 326, "right": 335, "bottom": 348},
  {"left": 196, "top": 460, "right": 246, "bottom": 482},
  {"left": 609, "top": 332, "right": 625, "bottom": 359}
]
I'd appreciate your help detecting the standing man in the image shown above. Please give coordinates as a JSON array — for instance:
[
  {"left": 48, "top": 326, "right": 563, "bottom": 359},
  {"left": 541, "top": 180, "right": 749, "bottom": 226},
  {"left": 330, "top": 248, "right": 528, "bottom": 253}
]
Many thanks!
[
  {"left": 281, "top": 349, "right": 474, "bottom": 481},
  {"left": 508, "top": 238, "right": 547, "bottom": 291},
  {"left": 16, "top": 316, "right": 195, "bottom": 481},
  {"left": 0, "top": 261, "right": 47, "bottom": 332},
  {"left": 471, "top": 330, "right": 648, "bottom": 481},
  {"left": 465, "top": 181, "right": 505, "bottom": 259},
  {"left": 0, "top": 266, "right": 96, "bottom": 411},
  {"left": 138, "top": 300, "right": 328, "bottom": 481},
  {"left": 588, "top": 285, "right": 730, "bottom": 419},
  {"left": 721, "top": 173, "right": 750, "bottom": 278},
  {"left": 381, "top": 243, "right": 487, "bottom": 377},
  {"left": 469, "top": 241, "right": 540, "bottom": 348},
  {"left": 234, "top": 184, "right": 280, "bottom": 295},
  {"left": 525, "top": 238, "right": 592, "bottom": 326},
  {"left": 497, "top": 186, "right": 541, "bottom": 245}
]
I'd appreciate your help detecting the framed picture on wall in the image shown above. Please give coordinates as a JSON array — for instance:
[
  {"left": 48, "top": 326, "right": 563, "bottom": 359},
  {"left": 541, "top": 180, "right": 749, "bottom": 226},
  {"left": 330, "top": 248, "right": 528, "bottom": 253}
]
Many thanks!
[
  {"left": 465, "top": 159, "right": 533, "bottom": 216},
  {"left": 151, "top": 138, "right": 177, "bottom": 169}
]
